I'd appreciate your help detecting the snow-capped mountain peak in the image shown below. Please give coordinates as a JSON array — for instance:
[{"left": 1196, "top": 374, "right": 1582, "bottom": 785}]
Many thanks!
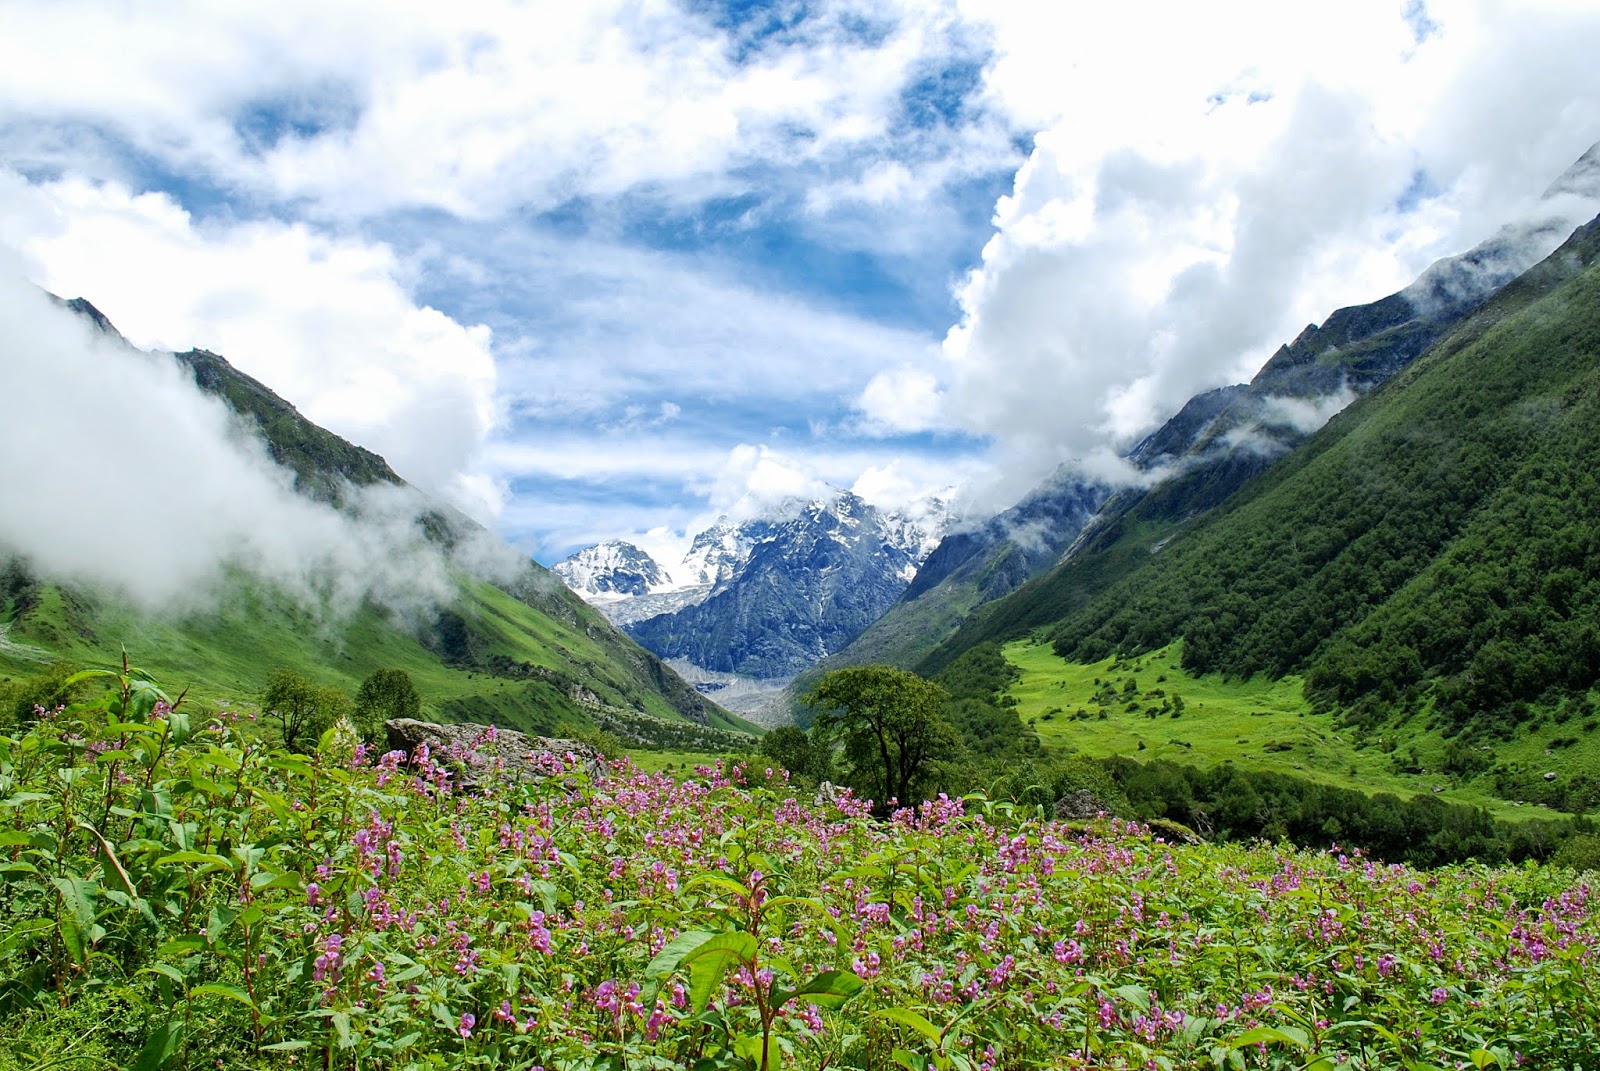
[{"left": 551, "top": 541, "right": 665, "bottom": 598}]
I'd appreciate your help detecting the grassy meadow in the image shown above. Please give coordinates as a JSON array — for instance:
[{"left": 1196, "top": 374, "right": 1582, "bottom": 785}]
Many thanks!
[{"left": 1002, "top": 639, "right": 1589, "bottom": 821}]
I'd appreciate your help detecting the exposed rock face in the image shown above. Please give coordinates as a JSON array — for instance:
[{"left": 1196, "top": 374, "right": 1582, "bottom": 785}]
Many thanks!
[
  {"left": 1053, "top": 789, "right": 1112, "bottom": 821},
  {"left": 384, "top": 718, "right": 606, "bottom": 792},
  {"left": 627, "top": 492, "right": 938, "bottom": 679}
]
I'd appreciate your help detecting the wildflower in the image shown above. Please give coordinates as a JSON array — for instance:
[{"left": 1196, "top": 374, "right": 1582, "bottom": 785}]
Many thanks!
[{"left": 457, "top": 1012, "right": 475, "bottom": 1039}]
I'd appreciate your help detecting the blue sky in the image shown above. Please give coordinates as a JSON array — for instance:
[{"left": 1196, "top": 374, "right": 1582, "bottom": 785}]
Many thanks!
[{"left": 3, "top": 0, "right": 1600, "bottom": 567}]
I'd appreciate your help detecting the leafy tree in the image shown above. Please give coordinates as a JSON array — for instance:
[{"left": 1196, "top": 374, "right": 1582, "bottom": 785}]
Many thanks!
[
  {"left": 261, "top": 668, "right": 351, "bottom": 752},
  {"left": 758, "top": 725, "right": 831, "bottom": 787},
  {"left": 353, "top": 667, "right": 422, "bottom": 740},
  {"left": 805, "top": 665, "right": 956, "bottom": 812}
]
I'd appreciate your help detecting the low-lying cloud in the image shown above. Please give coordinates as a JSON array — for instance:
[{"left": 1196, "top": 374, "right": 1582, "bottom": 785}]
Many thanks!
[{"left": 0, "top": 266, "right": 516, "bottom": 621}]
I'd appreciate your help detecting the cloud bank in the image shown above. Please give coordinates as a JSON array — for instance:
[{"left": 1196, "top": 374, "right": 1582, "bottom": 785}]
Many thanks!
[
  {"left": 0, "top": 267, "right": 511, "bottom": 620},
  {"left": 3, "top": 0, "right": 1600, "bottom": 558}
]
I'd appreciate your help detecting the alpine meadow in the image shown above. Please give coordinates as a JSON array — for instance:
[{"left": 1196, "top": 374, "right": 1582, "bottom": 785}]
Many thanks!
[{"left": 5, "top": 4, "right": 1600, "bottom": 1069}]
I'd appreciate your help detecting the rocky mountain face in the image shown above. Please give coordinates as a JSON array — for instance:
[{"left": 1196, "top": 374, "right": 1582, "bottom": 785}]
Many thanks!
[
  {"left": 590, "top": 491, "right": 946, "bottom": 681},
  {"left": 551, "top": 541, "right": 665, "bottom": 598}
]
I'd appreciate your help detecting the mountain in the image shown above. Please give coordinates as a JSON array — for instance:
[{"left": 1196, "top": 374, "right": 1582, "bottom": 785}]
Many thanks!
[
  {"left": 1, "top": 297, "right": 758, "bottom": 748},
  {"left": 809, "top": 142, "right": 1600, "bottom": 703},
  {"left": 620, "top": 491, "right": 945, "bottom": 682},
  {"left": 924, "top": 208, "right": 1600, "bottom": 759},
  {"left": 552, "top": 541, "right": 666, "bottom": 598}
]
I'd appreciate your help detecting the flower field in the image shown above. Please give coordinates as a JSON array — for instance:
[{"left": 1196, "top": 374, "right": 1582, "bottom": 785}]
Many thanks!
[{"left": 1, "top": 666, "right": 1596, "bottom": 1069}]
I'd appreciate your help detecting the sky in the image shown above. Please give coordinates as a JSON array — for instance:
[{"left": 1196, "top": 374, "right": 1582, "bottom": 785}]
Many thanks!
[{"left": 3, "top": 0, "right": 1600, "bottom": 569}]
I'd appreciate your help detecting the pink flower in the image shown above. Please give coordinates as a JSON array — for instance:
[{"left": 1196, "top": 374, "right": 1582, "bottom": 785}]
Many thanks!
[{"left": 457, "top": 1012, "right": 475, "bottom": 1039}]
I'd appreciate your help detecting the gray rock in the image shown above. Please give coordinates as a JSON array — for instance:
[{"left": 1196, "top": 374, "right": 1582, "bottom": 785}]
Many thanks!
[
  {"left": 384, "top": 718, "right": 606, "bottom": 792},
  {"left": 813, "top": 780, "right": 846, "bottom": 809},
  {"left": 1053, "top": 789, "right": 1111, "bottom": 821}
]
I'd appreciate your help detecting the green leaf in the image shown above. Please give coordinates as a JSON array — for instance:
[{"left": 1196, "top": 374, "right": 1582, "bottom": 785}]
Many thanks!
[
  {"left": 1114, "top": 984, "right": 1150, "bottom": 1013},
  {"left": 154, "top": 850, "right": 234, "bottom": 873},
  {"left": 131, "top": 1021, "right": 183, "bottom": 1071},
  {"left": 779, "top": 970, "right": 864, "bottom": 1011},
  {"left": 72, "top": 818, "right": 140, "bottom": 901},
  {"left": 62, "top": 669, "right": 119, "bottom": 688},
  {"left": 645, "top": 930, "right": 718, "bottom": 980},
  {"left": 192, "top": 982, "right": 255, "bottom": 1009},
  {"left": 52, "top": 875, "right": 97, "bottom": 947},
  {"left": 141, "top": 962, "right": 187, "bottom": 986},
  {"left": 873, "top": 1007, "right": 943, "bottom": 1048},
  {"left": 333, "top": 1010, "right": 354, "bottom": 1049},
  {"left": 1229, "top": 1026, "right": 1310, "bottom": 1050},
  {"left": 57, "top": 907, "right": 88, "bottom": 966},
  {"left": 685, "top": 873, "right": 751, "bottom": 901},
  {"left": 732, "top": 1031, "right": 782, "bottom": 1069},
  {"left": 680, "top": 931, "right": 757, "bottom": 1012}
]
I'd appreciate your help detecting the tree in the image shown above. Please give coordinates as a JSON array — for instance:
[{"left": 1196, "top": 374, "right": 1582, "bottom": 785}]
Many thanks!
[
  {"left": 759, "top": 725, "right": 831, "bottom": 787},
  {"left": 804, "top": 665, "right": 956, "bottom": 813},
  {"left": 261, "top": 668, "right": 351, "bottom": 752},
  {"left": 353, "top": 668, "right": 421, "bottom": 740}
]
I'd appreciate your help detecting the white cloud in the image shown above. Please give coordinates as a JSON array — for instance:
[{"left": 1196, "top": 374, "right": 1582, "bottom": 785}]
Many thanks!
[
  {"left": 5, "top": 0, "right": 1600, "bottom": 561},
  {"left": 0, "top": 0, "right": 1004, "bottom": 222},
  {"left": 855, "top": 365, "right": 945, "bottom": 435},
  {"left": 932, "top": 0, "right": 1600, "bottom": 495},
  {"left": 0, "top": 173, "right": 503, "bottom": 522},
  {"left": 0, "top": 266, "right": 467, "bottom": 618}
]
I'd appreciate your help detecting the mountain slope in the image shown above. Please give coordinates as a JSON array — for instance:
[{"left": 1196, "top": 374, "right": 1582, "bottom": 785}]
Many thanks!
[
  {"left": 933, "top": 213, "right": 1600, "bottom": 745},
  {"left": 821, "top": 144, "right": 1597, "bottom": 699},
  {"left": 1, "top": 298, "right": 756, "bottom": 744}
]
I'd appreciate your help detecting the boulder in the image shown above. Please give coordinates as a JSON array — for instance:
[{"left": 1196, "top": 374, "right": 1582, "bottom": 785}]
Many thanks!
[
  {"left": 1053, "top": 789, "right": 1111, "bottom": 821},
  {"left": 384, "top": 718, "right": 606, "bottom": 792}
]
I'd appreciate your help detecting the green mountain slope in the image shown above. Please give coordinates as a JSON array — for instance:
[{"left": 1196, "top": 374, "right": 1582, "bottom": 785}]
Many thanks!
[
  {"left": 2, "top": 300, "right": 757, "bottom": 745},
  {"left": 924, "top": 214, "right": 1600, "bottom": 749}
]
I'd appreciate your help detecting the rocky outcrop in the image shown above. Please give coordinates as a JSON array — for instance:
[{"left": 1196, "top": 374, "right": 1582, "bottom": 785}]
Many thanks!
[
  {"left": 1053, "top": 789, "right": 1112, "bottom": 821},
  {"left": 384, "top": 718, "right": 606, "bottom": 792}
]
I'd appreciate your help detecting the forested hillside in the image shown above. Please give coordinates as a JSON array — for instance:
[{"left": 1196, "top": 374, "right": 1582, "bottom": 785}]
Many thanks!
[{"left": 927, "top": 214, "right": 1600, "bottom": 747}]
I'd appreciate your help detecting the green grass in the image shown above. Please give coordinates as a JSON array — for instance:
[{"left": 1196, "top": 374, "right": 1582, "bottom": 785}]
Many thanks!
[
  {"left": 1, "top": 570, "right": 760, "bottom": 745},
  {"left": 623, "top": 748, "right": 731, "bottom": 775},
  {"left": 1001, "top": 638, "right": 1549, "bottom": 820}
]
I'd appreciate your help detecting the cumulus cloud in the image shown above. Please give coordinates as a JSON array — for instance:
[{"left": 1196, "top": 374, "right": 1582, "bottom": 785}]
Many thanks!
[
  {"left": 0, "top": 266, "right": 496, "bottom": 619},
  {"left": 916, "top": 1, "right": 1600, "bottom": 501},
  {"left": 0, "top": 0, "right": 1005, "bottom": 222},
  {"left": 855, "top": 365, "right": 945, "bottom": 436},
  {"left": 0, "top": 173, "right": 504, "bottom": 522},
  {"left": 6, "top": 0, "right": 1600, "bottom": 559}
]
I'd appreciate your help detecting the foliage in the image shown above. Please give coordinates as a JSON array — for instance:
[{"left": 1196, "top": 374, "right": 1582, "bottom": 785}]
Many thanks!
[
  {"left": 259, "top": 667, "right": 351, "bottom": 752},
  {"left": 918, "top": 232, "right": 1600, "bottom": 746},
  {"left": 806, "top": 666, "right": 958, "bottom": 813},
  {"left": 0, "top": 661, "right": 84, "bottom": 729},
  {"left": 353, "top": 668, "right": 422, "bottom": 740},
  {"left": 759, "top": 726, "right": 832, "bottom": 790},
  {"left": 1044, "top": 253, "right": 1600, "bottom": 736},
  {"left": 3, "top": 664, "right": 1599, "bottom": 1069}
]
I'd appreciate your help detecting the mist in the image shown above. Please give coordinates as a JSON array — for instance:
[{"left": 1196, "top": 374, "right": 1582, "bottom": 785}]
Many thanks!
[{"left": 0, "top": 264, "right": 516, "bottom": 623}]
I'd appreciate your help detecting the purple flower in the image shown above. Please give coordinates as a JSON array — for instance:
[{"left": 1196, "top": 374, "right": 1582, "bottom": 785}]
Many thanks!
[{"left": 457, "top": 1012, "right": 475, "bottom": 1039}]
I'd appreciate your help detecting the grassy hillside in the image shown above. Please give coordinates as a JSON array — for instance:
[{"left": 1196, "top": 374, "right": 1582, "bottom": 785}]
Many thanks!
[
  {"left": 0, "top": 562, "right": 758, "bottom": 745},
  {"left": 1000, "top": 639, "right": 1594, "bottom": 821},
  {"left": 1, "top": 299, "right": 757, "bottom": 746}
]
